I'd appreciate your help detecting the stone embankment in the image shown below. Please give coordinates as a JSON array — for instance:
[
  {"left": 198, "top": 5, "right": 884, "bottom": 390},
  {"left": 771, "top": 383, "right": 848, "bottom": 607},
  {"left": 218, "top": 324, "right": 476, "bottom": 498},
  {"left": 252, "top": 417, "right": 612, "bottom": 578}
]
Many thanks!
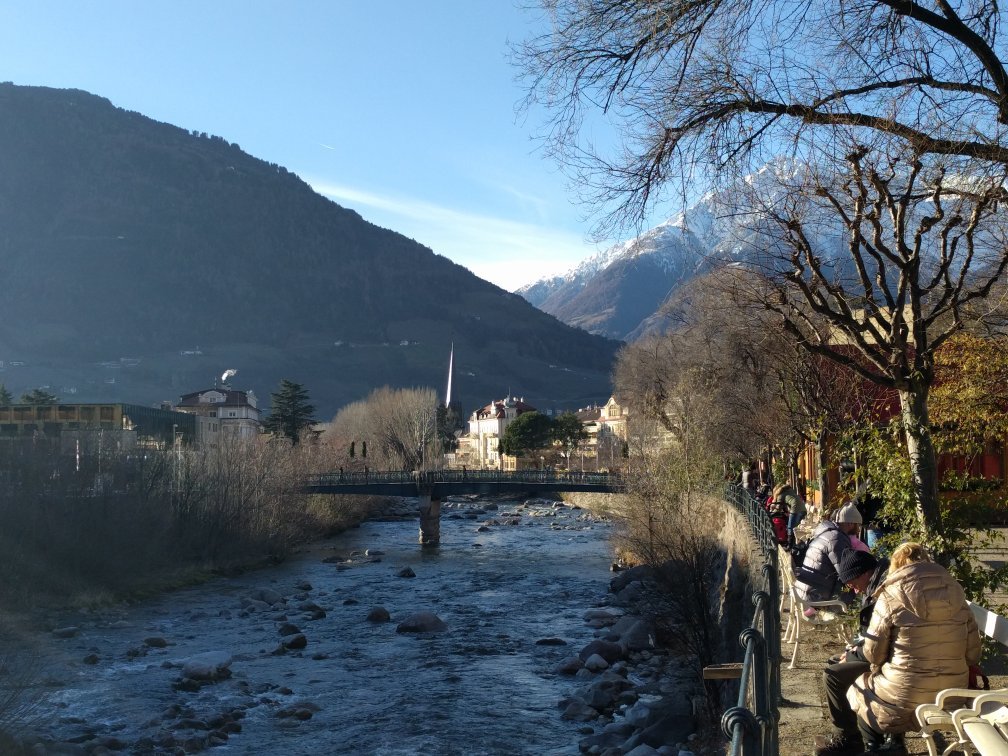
[{"left": 552, "top": 563, "right": 707, "bottom": 756}]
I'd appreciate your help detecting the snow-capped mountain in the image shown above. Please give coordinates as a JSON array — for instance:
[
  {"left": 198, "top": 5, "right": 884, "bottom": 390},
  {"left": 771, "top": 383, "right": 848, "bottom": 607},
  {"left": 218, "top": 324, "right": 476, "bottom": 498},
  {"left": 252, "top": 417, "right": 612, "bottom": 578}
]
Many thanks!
[
  {"left": 516, "top": 222, "right": 708, "bottom": 341},
  {"left": 516, "top": 201, "right": 724, "bottom": 341},
  {"left": 516, "top": 158, "right": 835, "bottom": 341}
]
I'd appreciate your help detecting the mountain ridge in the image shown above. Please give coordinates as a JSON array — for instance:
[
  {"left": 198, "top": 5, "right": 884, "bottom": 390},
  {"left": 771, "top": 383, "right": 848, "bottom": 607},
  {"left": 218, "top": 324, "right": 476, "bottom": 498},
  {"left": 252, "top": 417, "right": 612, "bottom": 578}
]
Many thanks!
[{"left": 0, "top": 84, "right": 619, "bottom": 416}]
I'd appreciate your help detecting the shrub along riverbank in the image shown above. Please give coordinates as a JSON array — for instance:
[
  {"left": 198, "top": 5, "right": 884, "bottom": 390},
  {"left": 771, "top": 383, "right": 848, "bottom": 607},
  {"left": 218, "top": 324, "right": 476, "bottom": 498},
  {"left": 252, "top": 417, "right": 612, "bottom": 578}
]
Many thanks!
[{"left": 0, "top": 438, "right": 376, "bottom": 613}]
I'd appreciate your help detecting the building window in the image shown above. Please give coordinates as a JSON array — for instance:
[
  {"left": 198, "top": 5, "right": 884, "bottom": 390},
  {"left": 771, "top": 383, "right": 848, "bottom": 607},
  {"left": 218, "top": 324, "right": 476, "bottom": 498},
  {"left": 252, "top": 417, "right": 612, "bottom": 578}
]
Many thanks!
[{"left": 229, "top": 411, "right": 236, "bottom": 417}]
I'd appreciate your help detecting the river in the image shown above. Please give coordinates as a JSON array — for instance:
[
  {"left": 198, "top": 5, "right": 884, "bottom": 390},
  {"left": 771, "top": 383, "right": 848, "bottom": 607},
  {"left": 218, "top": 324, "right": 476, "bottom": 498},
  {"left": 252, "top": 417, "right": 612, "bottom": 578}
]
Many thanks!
[{"left": 10, "top": 496, "right": 617, "bottom": 755}]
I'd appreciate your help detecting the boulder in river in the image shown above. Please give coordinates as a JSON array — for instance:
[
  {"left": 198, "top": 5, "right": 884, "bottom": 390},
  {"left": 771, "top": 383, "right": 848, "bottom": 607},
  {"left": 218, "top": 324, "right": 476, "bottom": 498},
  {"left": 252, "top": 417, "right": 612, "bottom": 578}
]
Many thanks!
[
  {"left": 624, "top": 745, "right": 661, "bottom": 756},
  {"left": 282, "top": 633, "right": 308, "bottom": 650},
  {"left": 181, "top": 651, "right": 232, "bottom": 681},
  {"left": 584, "top": 653, "right": 609, "bottom": 672},
  {"left": 535, "top": 637, "right": 567, "bottom": 646},
  {"left": 584, "top": 608, "right": 623, "bottom": 622},
  {"left": 579, "top": 639, "right": 624, "bottom": 664},
  {"left": 560, "top": 700, "right": 599, "bottom": 722},
  {"left": 367, "top": 607, "right": 391, "bottom": 623},
  {"left": 239, "top": 599, "right": 272, "bottom": 613},
  {"left": 247, "top": 587, "right": 284, "bottom": 606},
  {"left": 554, "top": 656, "right": 584, "bottom": 675},
  {"left": 610, "top": 565, "right": 654, "bottom": 593},
  {"left": 395, "top": 611, "right": 447, "bottom": 633},
  {"left": 621, "top": 713, "right": 693, "bottom": 752},
  {"left": 397, "top": 567, "right": 416, "bottom": 578}
]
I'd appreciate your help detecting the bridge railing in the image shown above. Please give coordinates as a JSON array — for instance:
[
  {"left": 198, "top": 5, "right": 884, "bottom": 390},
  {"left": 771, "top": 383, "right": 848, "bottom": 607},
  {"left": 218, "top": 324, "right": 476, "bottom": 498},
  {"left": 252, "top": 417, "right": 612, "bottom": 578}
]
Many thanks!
[
  {"left": 720, "top": 483, "right": 781, "bottom": 756},
  {"left": 304, "top": 469, "right": 628, "bottom": 490}
]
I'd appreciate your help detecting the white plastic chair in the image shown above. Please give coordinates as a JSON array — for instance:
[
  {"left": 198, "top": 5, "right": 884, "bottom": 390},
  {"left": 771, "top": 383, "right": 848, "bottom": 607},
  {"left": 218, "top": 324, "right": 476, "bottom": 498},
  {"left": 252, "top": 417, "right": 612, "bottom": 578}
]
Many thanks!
[
  {"left": 785, "top": 586, "right": 850, "bottom": 669},
  {"left": 914, "top": 603, "right": 1008, "bottom": 756},
  {"left": 917, "top": 689, "right": 1006, "bottom": 756},
  {"left": 951, "top": 692, "right": 1008, "bottom": 755},
  {"left": 778, "top": 545, "right": 795, "bottom": 630}
]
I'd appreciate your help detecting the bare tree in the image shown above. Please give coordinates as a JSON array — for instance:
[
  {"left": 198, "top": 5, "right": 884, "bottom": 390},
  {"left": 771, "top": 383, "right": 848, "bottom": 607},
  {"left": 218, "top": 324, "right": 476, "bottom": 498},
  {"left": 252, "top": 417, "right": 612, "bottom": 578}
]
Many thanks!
[
  {"left": 520, "top": 2, "right": 1008, "bottom": 532},
  {"left": 328, "top": 387, "right": 440, "bottom": 471},
  {"left": 517, "top": 0, "right": 1008, "bottom": 232},
  {"left": 718, "top": 153, "right": 1008, "bottom": 529},
  {"left": 614, "top": 271, "right": 793, "bottom": 463},
  {"left": 614, "top": 384, "right": 727, "bottom": 713}
]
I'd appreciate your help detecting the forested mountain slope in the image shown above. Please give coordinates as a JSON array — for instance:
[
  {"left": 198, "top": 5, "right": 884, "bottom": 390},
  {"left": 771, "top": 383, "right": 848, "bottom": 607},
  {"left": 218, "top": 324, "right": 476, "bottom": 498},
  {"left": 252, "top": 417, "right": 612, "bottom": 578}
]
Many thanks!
[{"left": 0, "top": 84, "right": 618, "bottom": 415}]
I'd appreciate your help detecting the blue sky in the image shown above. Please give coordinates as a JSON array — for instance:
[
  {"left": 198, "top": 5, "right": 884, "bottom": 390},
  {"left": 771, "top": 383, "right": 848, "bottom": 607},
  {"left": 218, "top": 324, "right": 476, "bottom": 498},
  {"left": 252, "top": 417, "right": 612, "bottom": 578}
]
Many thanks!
[{"left": 0, "top": 1, "right": 641, "bottom": 290}]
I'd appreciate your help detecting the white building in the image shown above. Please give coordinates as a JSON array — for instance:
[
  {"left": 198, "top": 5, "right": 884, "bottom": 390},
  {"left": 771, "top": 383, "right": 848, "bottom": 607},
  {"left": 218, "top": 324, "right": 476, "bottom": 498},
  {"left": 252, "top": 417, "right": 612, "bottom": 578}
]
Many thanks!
[
  {"left": 176, "top": 388, "right": 261, "bottom": 446},
  {"left": 455, "top": 395, "right": 537, "bottom": 469}
]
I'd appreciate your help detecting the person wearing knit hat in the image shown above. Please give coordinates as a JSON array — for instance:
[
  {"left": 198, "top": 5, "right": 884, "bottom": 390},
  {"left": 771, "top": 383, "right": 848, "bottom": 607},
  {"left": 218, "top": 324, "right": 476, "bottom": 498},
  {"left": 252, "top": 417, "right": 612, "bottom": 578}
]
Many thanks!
[
  {"left": 795, "top": 501, "right": 863, "bottom": 606},
  {"left": 837, "top": 549, "right": 877, "bottom": 585},
  {"left": 815, "top": 547, "right": 891, "bottom": 756},
  {"left": 835, "top": 502, "right": 863, "bottom": 525}
]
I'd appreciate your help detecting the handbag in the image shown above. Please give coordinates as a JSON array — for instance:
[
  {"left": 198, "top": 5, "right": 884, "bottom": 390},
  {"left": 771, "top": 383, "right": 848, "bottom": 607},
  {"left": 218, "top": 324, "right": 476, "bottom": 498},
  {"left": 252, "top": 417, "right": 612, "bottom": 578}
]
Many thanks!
[{"left": 969, "top": 663, "right": 991, "bottom": 691}]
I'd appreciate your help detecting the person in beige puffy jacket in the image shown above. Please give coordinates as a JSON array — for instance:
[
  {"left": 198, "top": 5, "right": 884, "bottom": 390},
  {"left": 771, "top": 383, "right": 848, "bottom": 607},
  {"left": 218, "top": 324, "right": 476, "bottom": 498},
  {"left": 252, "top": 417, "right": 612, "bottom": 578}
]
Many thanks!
[{"left": 846, "top": 542, "right": 981, "bottom": 752}]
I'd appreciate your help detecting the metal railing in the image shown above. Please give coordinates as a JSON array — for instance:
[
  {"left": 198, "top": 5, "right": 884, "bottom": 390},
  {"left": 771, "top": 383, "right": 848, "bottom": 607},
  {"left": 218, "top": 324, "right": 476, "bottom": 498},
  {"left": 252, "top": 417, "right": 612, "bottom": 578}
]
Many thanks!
[{"left": 721, "top": 483, "right": 782, "bottom": 756}]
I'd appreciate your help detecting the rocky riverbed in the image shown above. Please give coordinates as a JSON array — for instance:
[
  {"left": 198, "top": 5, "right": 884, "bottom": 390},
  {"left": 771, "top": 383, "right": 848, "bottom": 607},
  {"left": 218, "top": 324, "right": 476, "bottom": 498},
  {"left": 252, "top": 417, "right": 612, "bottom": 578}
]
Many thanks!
[{"left": 2, "top": 496, "right": 706, "bottom": 755}]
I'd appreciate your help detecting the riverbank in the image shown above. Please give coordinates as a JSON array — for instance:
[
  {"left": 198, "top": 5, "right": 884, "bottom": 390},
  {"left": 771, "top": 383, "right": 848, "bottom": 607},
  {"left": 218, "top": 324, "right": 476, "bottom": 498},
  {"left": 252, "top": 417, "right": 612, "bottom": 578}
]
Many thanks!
[
  {"left": 1, "top": 493, "right": 692, "bottom": 755},
  {"left": 0, "top": 493, "right": 389, "bottom": 619}
]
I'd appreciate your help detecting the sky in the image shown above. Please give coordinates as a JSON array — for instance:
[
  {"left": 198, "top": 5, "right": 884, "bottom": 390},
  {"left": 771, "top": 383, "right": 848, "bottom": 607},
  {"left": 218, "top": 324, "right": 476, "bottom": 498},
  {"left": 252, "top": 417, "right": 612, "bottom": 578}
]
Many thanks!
[{"left": 0, "top": 1, "right": 645, "bottom": 291}]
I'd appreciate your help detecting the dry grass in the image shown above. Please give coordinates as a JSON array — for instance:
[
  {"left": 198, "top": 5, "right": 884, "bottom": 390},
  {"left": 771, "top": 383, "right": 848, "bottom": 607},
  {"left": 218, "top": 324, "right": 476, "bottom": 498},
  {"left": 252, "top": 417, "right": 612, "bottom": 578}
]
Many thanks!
[{"left": 0, "top": 438, "right": 371, "bottom": 611}]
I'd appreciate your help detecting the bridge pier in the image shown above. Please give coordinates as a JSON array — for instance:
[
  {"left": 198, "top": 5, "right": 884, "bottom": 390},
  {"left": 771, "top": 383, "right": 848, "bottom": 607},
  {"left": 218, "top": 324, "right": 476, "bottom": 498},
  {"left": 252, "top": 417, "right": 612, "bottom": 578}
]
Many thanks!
[{"left": 418, "top": 494, "right": 441, "bottom": 546}]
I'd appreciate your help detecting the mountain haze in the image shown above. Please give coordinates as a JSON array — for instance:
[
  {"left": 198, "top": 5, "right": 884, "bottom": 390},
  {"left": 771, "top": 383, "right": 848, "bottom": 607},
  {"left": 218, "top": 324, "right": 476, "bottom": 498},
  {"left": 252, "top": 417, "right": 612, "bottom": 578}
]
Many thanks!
[{"left": 0, "top": 84, "right": 619, "bottom": 416}]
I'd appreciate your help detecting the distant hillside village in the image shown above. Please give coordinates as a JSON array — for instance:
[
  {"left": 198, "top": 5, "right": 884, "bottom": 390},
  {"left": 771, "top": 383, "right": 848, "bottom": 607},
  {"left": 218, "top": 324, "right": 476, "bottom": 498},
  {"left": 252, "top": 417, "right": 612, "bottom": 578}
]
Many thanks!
[{"left": 0, "top": 389, "right": 632, "bottom": 473}]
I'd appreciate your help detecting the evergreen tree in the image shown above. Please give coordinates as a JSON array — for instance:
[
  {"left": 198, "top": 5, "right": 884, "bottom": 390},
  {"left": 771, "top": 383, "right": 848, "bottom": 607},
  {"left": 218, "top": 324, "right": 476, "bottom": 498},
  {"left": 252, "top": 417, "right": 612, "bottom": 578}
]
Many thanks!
[
  {"left": 0, "top": 384, "right": 11, "bottom": 406},
  {"left": 500, "top": 412, "right": 555, "bottom": 458},
  {"left": 263, "top": 379, "right": 317, "bottom": 444},
  {"left": 553, "top": 411, "right": 588, "bottom": 465},
  {"left": 20, "top": 387, "right": 58, "bottom": 405}
]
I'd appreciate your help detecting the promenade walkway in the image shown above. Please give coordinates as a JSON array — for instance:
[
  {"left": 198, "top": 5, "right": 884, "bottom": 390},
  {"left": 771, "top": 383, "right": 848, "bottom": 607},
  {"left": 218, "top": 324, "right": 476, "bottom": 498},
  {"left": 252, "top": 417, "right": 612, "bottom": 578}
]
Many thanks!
[{"left": 774, "top": 528, "right": 1008, "bottom": 755}]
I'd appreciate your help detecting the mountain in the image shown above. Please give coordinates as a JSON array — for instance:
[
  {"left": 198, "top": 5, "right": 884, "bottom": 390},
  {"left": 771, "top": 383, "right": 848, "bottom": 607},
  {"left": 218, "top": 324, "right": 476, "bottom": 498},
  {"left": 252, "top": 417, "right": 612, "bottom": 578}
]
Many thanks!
[
  {"left": 0, "top": 84, "right": 620, "bottom": 416},
  {"left": 517, "top": 217, "right": 709, "bottom": 341},
  {"left": 519, "top": 223, "right": 706, "bottom": 341},
  {"left": 517, "top": 159, "right": 843, "bottom": 340}
]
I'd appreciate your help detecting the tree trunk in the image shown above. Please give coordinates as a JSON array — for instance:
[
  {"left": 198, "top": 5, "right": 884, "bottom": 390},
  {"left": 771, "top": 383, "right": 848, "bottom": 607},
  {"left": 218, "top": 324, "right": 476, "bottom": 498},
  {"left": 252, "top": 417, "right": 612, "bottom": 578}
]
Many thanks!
[
  {"left": 816, "top": 428, "right": 829, "bottom": 512},
  {"left": 899, "top": 387, "right": 941, "bottom": 534}
]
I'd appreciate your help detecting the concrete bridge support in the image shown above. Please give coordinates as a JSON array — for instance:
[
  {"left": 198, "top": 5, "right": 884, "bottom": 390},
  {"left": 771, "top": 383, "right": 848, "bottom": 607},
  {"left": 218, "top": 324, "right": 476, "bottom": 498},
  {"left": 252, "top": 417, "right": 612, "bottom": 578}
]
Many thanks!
[{"left": 418, "top": 494, "right": 441, "bottom": 546}]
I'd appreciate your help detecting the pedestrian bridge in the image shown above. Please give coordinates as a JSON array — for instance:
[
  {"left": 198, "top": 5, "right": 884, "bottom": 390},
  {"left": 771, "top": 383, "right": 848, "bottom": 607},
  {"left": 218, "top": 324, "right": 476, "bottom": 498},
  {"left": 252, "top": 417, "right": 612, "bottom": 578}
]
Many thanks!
[
  {"left": 303, "top": 469, "right": 628, "bottom": 498},
  {"left": 303, "top": 470, "right": 627, "bottom": 546}
]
